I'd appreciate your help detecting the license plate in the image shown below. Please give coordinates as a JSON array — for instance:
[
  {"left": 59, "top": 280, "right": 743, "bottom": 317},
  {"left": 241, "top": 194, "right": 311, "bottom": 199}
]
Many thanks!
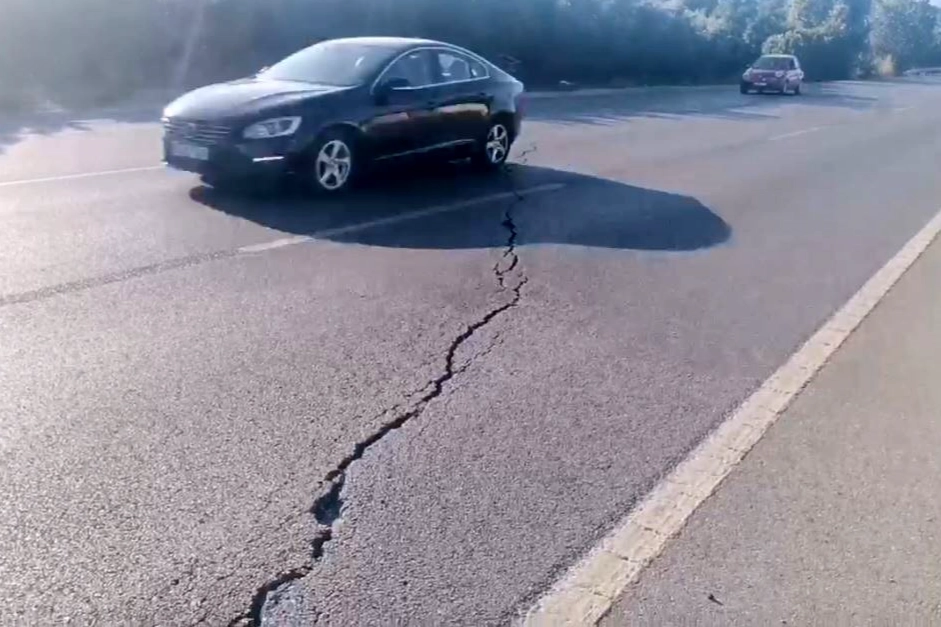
[
  {"left": 170, "top": 142, "right": 209, "bottom": 161},
  {"left": 755, "top": 81, "right": 766, "bottom": 86}
]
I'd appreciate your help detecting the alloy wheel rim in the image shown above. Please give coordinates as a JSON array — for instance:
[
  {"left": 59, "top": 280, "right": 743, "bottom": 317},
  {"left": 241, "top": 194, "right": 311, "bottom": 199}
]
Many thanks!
[
  {"left": 315, "top": 140, "right": 352, "bottom": 190},
  {"left": 486, "top": 124, "right": 509, "bottom": 164}
]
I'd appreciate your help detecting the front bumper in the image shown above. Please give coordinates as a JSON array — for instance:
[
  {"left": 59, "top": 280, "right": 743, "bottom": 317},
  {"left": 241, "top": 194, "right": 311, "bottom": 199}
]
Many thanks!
[
  {"left": 162, "top": 136, "right": 295, "bottom": 178},
  {"left": 743, "top": 76, "right": 788, "bottom": 90}
]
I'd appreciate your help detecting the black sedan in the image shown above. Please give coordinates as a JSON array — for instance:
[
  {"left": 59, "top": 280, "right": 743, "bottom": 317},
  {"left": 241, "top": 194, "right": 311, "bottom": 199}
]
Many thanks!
[{"left": 162, "top": 37, "right": 526, "bottom": 193}]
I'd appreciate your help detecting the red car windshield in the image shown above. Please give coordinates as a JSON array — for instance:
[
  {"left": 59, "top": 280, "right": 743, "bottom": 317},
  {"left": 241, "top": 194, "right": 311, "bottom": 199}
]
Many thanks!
[{"left": 752, "top": 56, "right": 791, "bottom": 70}]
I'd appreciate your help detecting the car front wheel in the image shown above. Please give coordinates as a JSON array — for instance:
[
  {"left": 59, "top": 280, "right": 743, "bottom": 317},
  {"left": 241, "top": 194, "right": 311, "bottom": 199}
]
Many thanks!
[
  {"left": 740, "top": 82, "right": 751, "bottom": 94},
  {"left": 473, "top": 121, "right": 511, "bottom": 170},
  {"left": 306, "top": 129, "right": 357, "bottom": 193}
]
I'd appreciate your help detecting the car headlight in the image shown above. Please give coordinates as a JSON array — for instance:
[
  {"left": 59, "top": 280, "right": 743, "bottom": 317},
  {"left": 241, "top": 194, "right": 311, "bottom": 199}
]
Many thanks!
[
  {"left": 775, "top": 71, "right": 785, "bottom": 78},
  {"left": 743, "top": 70, "right": 752, "bottom": 80},
  {"left": 243, "top": 117, "right": 301, "bottom": 139}
]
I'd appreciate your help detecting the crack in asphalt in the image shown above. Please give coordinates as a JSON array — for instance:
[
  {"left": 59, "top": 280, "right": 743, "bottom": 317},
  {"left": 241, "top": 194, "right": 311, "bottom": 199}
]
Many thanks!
[
  {"left": 495, "top": 207, "right": 520, "bottom": 290},
  {"left": 227, "top": 147, "right": 538, "bottom": 627}
]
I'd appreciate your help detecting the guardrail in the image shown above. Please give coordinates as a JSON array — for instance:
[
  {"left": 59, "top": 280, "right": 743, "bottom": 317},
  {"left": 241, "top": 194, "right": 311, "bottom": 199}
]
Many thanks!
[{"left": 903, "top": 67, "right": 941, "bottom": 76}]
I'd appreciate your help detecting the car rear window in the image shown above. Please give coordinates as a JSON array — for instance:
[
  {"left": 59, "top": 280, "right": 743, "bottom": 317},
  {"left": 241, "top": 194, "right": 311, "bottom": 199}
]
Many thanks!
[{"left": 437, "top": 51, "right": 488, "bottom": 83}]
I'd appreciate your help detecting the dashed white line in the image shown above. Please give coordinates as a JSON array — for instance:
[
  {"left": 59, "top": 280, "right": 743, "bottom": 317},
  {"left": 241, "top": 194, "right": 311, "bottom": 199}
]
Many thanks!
[
  {"left": 237, "top": 236, "right": 312, "bottom": 254},
  {"left": 236, "top": 183, "right": 566, "bottom": 255},
  {"left": 0, "top": 165, "right": 165, "bottom": 188},
  {"left": 521, "top": 205, "right": 941, "bottom": 626},
  {"left": 894, "top": 106, "right": 915, "bottom": 113},
  {"left": 768, "top": 126, "right": 825, "bottom": 141},
  {"left": 0, "top": 182, "right": 566, "bottom": 307}
]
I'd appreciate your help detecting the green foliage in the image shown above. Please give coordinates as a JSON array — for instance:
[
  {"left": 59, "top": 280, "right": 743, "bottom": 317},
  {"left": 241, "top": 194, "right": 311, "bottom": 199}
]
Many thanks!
[
  {"left": 1, "top": 0, "right": 941, "bottom": 109},
  {"left": 871, "top": 0, "right": 941, "bottom": 71},
  {"left": 764, "top": 0, "right": 860, "bottom": 79}
]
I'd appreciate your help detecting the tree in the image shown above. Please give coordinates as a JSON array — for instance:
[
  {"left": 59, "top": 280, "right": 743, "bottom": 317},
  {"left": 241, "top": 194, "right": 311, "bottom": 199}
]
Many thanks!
[
  {"left": 743, "top": 0, "right": 788, "bottom": 50},
  {"left": 763, "top": 0, "right": 867, "bottom": 79},
  {"left": 4, "top": 0, "right": 941, "bottom": 111},
  {"left": 871, "top": 0, "right": 940, "bottom": 71}
]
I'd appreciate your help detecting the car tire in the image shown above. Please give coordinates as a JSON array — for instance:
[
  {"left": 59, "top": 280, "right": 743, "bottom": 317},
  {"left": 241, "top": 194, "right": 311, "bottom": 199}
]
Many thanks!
[
  {"left": 739, "top": 82, "right": 751, "bottom": 94},
  {"left": 200, "top": 173, "right": 286, "bottom": 197},
  {"left": 793, "top": 83, "right": 801, "bottom": 96},
  {"left": 304, "top": 128, "right": 359, "bottom": 194},
  {"left": 200, "top": 173, "right": 243, "bottom": 193},
  {"left": 472, "top": 120, "right": 512, "bottom": 171}
]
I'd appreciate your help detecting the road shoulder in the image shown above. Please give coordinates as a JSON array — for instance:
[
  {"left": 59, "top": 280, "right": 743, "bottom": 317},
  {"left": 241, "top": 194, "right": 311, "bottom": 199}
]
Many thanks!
[{"left": 603, "top": 222, "right": 941, "bottom": 624}]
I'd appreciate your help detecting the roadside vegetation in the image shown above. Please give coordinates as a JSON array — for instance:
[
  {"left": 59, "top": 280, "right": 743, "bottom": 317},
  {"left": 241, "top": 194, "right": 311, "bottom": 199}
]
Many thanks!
[{"left": 2, "top": 0, "right": 941, "bottom": 111}]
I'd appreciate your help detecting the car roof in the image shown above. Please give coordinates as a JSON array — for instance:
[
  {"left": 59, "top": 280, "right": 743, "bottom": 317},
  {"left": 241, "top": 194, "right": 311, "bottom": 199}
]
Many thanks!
[
  {"left": 326, "top": 36, "right": 451, "bottom": 52},
  {"left": 325, "top": 36, "right": 502, "bottom": 77}
]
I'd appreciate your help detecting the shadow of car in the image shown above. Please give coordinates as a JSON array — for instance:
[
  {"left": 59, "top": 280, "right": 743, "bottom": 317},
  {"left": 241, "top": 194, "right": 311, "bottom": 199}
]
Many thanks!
[{"left": 190, "top": 163, "right": 731, "bottom": 253}]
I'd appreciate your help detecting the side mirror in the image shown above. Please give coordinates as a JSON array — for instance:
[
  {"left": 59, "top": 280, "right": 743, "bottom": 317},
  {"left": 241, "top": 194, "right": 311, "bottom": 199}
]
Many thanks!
[{"left": 374, "top": 77, "right": 410, "bottom": 103}]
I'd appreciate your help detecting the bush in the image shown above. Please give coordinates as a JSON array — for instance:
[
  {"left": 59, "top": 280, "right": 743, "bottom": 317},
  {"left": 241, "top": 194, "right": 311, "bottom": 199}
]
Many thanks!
[{"left": 2, "top": 0, "right": 941, "bottom": 108}]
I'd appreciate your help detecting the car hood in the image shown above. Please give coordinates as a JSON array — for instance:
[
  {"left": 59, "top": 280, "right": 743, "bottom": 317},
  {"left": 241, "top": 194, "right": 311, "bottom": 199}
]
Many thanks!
[{"left": 163, "top": 78, "right": 349, "bottom": 120}]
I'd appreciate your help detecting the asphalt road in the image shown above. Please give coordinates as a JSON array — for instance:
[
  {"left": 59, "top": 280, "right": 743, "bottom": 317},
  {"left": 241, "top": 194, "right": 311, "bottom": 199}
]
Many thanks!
[
  {"left": 3, "top": 78, "right": 941, "bottom": 625},
  {"left": 603, "top": 208, "right": 941, "bottom": 626}
]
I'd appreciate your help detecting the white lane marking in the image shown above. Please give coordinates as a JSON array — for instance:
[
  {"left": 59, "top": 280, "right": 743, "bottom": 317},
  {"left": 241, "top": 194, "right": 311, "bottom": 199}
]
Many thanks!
[
  {"left": 237, "top": 236, "right": 312, "bottom": 254},
  {"left": 521, "top": 206, "right": 941, "bottom": 627},
  {"left": 894, "top": 106, "right": 915, "bottom": 113},
  {"left": 768, "top": 126, "right": 824, "bottom": 141},
  {"left": 236, "top": 183, "right": 566, "bottom": 255},
  {"left": 0, "top": 165, "right": 164, "bottom": 188}
]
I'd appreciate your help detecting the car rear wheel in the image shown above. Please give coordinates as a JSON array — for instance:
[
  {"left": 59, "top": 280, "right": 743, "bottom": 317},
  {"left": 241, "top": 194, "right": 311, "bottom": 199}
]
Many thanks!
[
  {"left": 305, "top": 129, "right": 357, "bottom": 194},
  {"left": 200, "top": 173, "right": 246, "bottom": 193},
  {"left": 473, "top": 121, "right": 511, "bottom": 170}
]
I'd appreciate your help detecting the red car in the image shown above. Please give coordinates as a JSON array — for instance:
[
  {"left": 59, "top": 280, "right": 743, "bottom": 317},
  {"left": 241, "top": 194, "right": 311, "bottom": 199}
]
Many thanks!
[{"left": 740, "top": 54, "right": 804, "bottom": 95}]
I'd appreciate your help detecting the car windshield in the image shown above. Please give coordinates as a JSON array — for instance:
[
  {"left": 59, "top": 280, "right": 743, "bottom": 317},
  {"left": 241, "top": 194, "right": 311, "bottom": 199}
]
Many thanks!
[
  {"left": 752, "top": 56, "right": 791, "bottom": 70},
  {"left": 260, "top": 41, "right": 393, "bottom": 86}
]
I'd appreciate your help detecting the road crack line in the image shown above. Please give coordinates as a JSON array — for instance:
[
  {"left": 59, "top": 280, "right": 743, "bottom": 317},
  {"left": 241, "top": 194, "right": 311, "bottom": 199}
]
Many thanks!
[{"left": 227, "top": 143, "right": 539, "bottom": 627}]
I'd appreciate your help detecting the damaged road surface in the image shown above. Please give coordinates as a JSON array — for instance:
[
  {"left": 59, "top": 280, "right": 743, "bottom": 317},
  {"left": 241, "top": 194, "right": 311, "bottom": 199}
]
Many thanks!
[
  {"left": 230, "top": 167, "right": 535, "bottom": 626},
  {"left": 6, "top": 79, "right": 941, "bottom": 624}
]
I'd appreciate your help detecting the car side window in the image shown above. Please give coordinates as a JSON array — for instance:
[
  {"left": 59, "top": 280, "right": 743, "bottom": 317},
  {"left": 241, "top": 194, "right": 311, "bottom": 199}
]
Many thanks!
[
  {"left": 789, "top": 59, "right": 797, "bottom": 71},
  {"left": 381, "top": 50, "right": 435, "bottom": 88},
  {"left": 436, "top": 51, "right": 488, "bottom": 84}
]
